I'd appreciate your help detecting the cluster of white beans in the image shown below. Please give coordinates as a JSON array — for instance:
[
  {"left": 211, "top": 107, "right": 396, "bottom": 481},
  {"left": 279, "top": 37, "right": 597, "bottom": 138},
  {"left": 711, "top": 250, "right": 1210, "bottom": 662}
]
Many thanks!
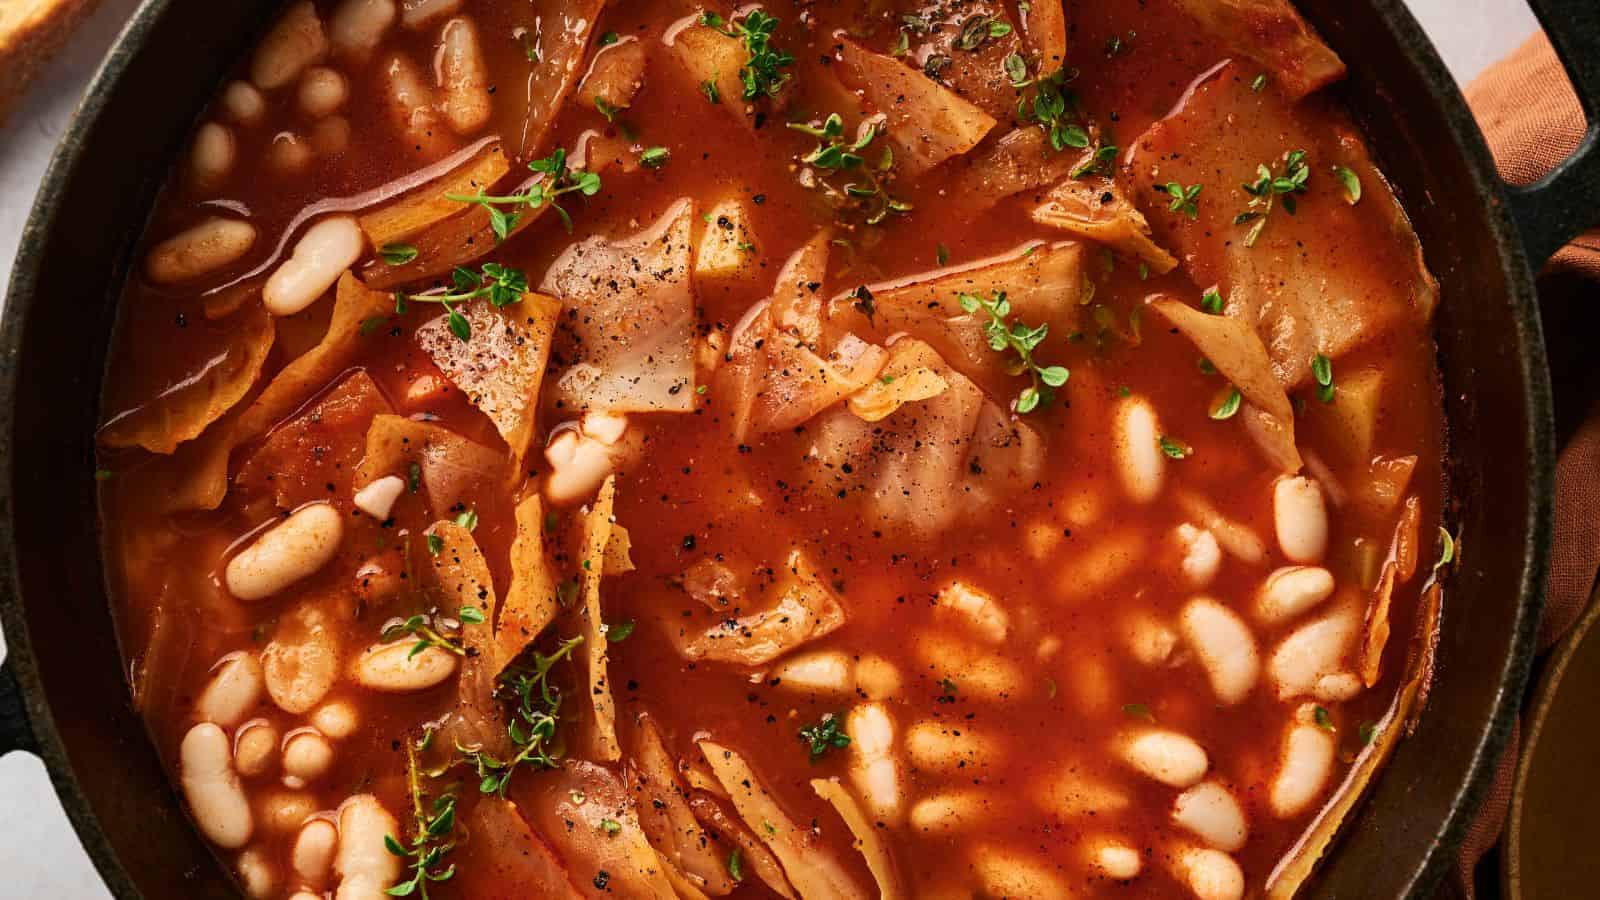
[{"left": 145, "top": 0, "right": 496, "bottom": 291}]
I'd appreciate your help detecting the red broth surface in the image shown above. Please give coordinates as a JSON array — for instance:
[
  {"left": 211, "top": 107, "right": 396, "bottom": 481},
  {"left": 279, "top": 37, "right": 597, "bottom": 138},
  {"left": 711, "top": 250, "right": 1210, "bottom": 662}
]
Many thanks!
[{"left": 97, "top": 0, "right": 1447, "bottom": 897}]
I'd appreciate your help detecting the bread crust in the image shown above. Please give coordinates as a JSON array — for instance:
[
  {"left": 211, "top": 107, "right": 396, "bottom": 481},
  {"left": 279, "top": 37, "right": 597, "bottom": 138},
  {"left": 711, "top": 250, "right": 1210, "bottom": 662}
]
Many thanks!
[{"left": 0, "top": 0, "right": 102, "bottom": 124}]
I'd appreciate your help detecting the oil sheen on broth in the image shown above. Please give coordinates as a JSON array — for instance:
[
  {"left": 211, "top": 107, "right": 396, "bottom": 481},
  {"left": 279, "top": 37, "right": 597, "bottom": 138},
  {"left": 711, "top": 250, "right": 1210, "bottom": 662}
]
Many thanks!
[{"left": 96, "top": 0, "right": 1448, "bottom": 897}]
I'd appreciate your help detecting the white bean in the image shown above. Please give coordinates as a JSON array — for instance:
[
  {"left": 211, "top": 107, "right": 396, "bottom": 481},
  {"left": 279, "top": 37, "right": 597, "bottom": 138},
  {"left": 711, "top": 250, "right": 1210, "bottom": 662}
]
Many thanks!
[
  {"left": 1115, "top": 395, "right": 1165, "bottom": 503},
  {"left": 969, "top": 844, "right": 1072, "bottom": 897},
  {"left": 1271, "top": 717, "right": 1336, "bottom": 817},
  {"left": 436, "top": 18, "right": 491, "bottom": 134},
  {"left": 1273, "top": 476, "right": 1329, "bottom": 563},
  {"left": 258, "top": 790, "right": 318, "bottom": 834},
  {"left": 769, "top": 651, "right": 852, "bottom": 694},
  {"left": 1267, "top": 604, "right": 1360, "bottom": 699},
  {"left": 1180, "top": 598, "right": 1260, "bottom": 705},
  {"left": 226, "top": 504, "right": 345, "bottom": 601},
  {"left": 266, "top": 131, "right": 315, "bottom": 176},
  {"left": 263, "top": 216, "right": 365, "bottom": 316},
  {"left": 904, "top": 720, "right": 1003, "bottom": 774},
  {"left": 1087, "top": 838, "right": 1142, "bottom": 880},
  {"left": 335, "top": 795, "right": 402, "bottom": 900},
  {"left": 190, "top": 123, "right": 236, "bottom": 191},
  {"left": 1256, "top": 566, "right": 1336, "bottom": 624},
  {"left": 1033, "top": 769, "right": 1132, "bottom": 819},
  {"left": 544, "top": 430, "right": 621, "bottom": 505},
  {"left": 1118, "top": 729, "right": 1208, "bottom": 788},
  {"left": 146, "top": 217, "right": 256, "bottom": 285},
  {"left": 219, "top": 81, "right": 266, "bottom": 126},
  {"left": 583, "top": 411, "right": 628, "bottom": 444},
  {"left": 353, "top": 641, "right": 459, "bottom": 693},
  {"left": 1122, "top": 612, "right": 1178, "bottom": 667},
  {"left": 1174, "top": 847, "right": 1245, "bottom": 900},
  {"left": 933, "top": 581, "right": 1010, "bottom": 644},
  {"left": 908, "top": 790, "right": 987, "bottom": 834},
  {"left": 264, "top": 605, "right": 342, "bottom": 714},
  {"left": 1172, "top": 781, "right": 1248, "bottom": 852},
  {"left": 400, "top": 0, "right": 462, "bottom": 29},
  {"left": 282, "top": 729, "right": 336, "bottom": 785},
  {"left": 854, "top": 654, "right": 902, "bottom": 700},
  {"left": 330, "top": 0, "right": 396, "bottom": 62},
  {"left": 1313, "top": 671, "right": 1363, "bottom": 702},
  {"left": 1175, "top": 523, "right": 1222, "bottom": 588},
  {"left": 294, "top": 818, "right": 340, "bottom": 888},
  {"left": 237, "top": 847, "right": 278, "bottom": 899},
  {"left": 847, "top": 703, "right": 901, "bottom": 819},
  {"left": 310, "top": 115, "right": 353, "bottom": 156},
  {"left": 234, "top": 720, "right": 280, "bottom": 778},
  {"left": 180, "top": 723, "right": 254, "bottom": 849},
  {"left": 312, "top": 700, "right": 360, "bottom": 739},
  {"left": 298, "top": 66, "right": 350, "bottom": 118},
  {"left": 914, "top": 633, "right": 1025, "bottom": 700},
  {"left": 252, "top": 1, "right": 329, "bottom": 91},
  {"left": 196, "top": 651, "right": 264, "bottom": 727},
  {"left": 353, "top": 475, "right": 405, "bottom": 520},
  {"left": 380, "top": 52, "right": 447, "bottom": 156}
]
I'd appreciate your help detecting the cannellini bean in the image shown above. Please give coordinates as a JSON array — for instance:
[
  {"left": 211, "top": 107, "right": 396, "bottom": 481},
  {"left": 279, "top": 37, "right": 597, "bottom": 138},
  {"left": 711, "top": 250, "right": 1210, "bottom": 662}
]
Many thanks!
[
  {"left": 908, "top": 790, "right": 987, "bottom": 834},
  {"left": 146, "top": 217, "right": 256, "bottom": 284},
  {"left": 1115, "top": 396, "right": 1165, "bottom": 503},
  {"left": 380, "top": 52, "right": 447, "bottom": 155},
  {"left": 969, "top": 844, "right": 1072, "bottom": 897},
  {"left": 1172, "top": 781, "right": 1248, "bottom": 852},
  {"left": 1034, "top": 769, "right": 1131, "bottom": 819},
  {"left": 1274, "top": 476, "right": 1329, "bottom": 563},
  {"left": 335, "top": 795, "right": 402, "bottom": 900},
  {"left": 329, "top": 0, "right": 396, "bottom": 62},
  {"left": 582, "top": 411, "right": 628, "bottom": 444},
  {"left": 545, "top": 428, "right": 624, "bottom": 504},
  {"left": 1087, "top": 837, "right": 1142, "bottom": 880},
  {"left": 311, "top": 115, "right": 353, "bottom": 156},
  {"left": 219, "top": 81, "right": 266, "bottom": 126},
  {"left": 847, "top": 703, "right": 901, "bottom": 819},
  {"left": 1069, "top": 654, "right": 1117, "bottom": 717},
  {"left": 1175, "top": 524, "right": 1222, "bottom": 588},
  {"left": 180, "top": 723, "right": 254, "bottom": 849},
  {"left": 252, "top": 1, "right": 329, "bottom": 91},
  {"left": 298, "top": 66, "right": 349, "bottom": 118},
  {"left": 282, "top": 729, "right": 336, "bottom": 785},
  {"left": 400, "top": 0, "right": 462, "bottom": 29},
  {"left": 312, "top": 700, "right": 360, "bottom": 739},
  {"left": 436, "top": 18, "right": 491, "bottom": 134},
  {"left": 258, "top": 790, "right": 318, "bottom": 834},
  {"left": 1180, "top": 598, "right": 1260, "bottom": 705},
  {"left": 237, "top": 847, "right": 278, "bottom": 899},
  {"left": 1123, "top": 612, "right": 1178, "bottom": 667},
  {"left": 1271, "top": 713, "right": 1336, "bottom": 817},
  {"left": 294, "top": 818, "right": 339, "bottom": 888},
  {"left": 769, "top": 651, "right": 851, "bottom": 693},
  {"left": 1119, "top": 730, "right": 1209, "bottom": 788},
  {"left": 196, "top": 651, "right": 264, "bottom": 727},
  {"left": 1268, "top": 604, "right": 1361, "bottom": 699},
  {"left": 234, "top": 720, "right": 280, "bottom": 778},
  {"left": 263, "top": 216, "right": 365, "bottom": 316},
  {"left": 226, "top": 504, "right": 344, "bottom": 601},
  {"left": 1174, "top": 847, "right": 1245, "bottom": 900},
  {"left": 266, "top": 131, "right": 315, "bottom": 176},
  {"left": 915, "top": 633, "right": 1025, "bottom": 700},
  {"left": 353, "top": 641, "right": 459, "bottom": 692},
  {"left": 1256, "top": 566, "right": 1335, "bottom": 624},
  {"left": 353, "top": 475, "right": 405, "bottom": 520},
  {"left": 855, "top": 654, "right": 902, "bottom": 700},
  {"left": 264, "top": 605, "right": 342, "bottom": 714},
  {"left": 904, "top": 720, "right": 1003, "bottom": 773},
  {"left": 1314, "top": 671, "right": 1363, "bottom": 702},
  {"left": 933, "top": 581, "right": 1009, "bottom": 644},
  {"left": 190, "top": 123, "right": 236, "bottom": 191}
]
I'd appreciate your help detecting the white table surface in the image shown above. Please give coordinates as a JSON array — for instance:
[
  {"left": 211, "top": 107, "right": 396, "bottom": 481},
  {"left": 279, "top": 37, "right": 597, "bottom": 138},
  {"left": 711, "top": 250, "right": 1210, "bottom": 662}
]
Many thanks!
[{"left": 0, "top": 0, "right": 1544, "bottom": 896}]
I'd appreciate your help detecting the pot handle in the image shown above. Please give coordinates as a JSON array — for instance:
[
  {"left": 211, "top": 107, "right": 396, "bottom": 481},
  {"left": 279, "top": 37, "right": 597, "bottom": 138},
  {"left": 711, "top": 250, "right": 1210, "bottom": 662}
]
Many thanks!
[
  {"left": 1505, "top": 0, "right": 1600, "bottom": 264},
  {"left": 0, "top": 655, "right": 39, "bottom": 757}
]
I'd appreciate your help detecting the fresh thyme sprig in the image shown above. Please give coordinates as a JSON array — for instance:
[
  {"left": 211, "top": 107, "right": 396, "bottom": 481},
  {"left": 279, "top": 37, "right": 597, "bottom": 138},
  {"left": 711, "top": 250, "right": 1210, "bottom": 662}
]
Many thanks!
[
  {"left": 446, "top": 148, "right": 602, "bottom": 240},
  {"left": 455, "top": 635, "right": 584, "bottom": 796},
  {"left": 385, "top": 740, "right": 458, "bottom": 898},
  {"left": 699, "top": 10, "right": 794, "bottom": 101},
  {"left": 1011, "top": 66, "right": 1090, "bottom": 152},
  {"left": 798, "top": 712, "right": 852, "bottom": 760},
  {"left": 380, "top": 607, "right": 483, "bottom": 659},
  {"left": 1234, "top": 149, "right": 1310, "bottom": 247},
  {"left": 394, "top": 262, "right": 527, "bottom": 342},
  {"left": 788, "top": 113, "right": 912, "bottom": 225},
  {"left": 958, "top": 290, "right": 1070, "bottom": 413}
]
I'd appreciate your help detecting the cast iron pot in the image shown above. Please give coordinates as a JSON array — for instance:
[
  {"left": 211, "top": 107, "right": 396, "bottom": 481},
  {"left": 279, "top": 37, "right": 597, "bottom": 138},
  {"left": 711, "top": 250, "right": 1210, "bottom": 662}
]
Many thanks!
[{"left": 1, "top": 0, "right": 1597, "bottom": 895}]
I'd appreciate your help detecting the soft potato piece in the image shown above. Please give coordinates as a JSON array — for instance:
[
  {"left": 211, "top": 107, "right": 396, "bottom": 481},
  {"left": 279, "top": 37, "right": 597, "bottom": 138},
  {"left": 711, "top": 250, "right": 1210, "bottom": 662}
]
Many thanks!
[
  {"left": 831, "top": 36, "right": 996, "bottom": 177},
  {"left": 1031, "top": 172, "right": 1178, "bottom": 273},
  {"left": 1170, "top": 0, "right": 1346, "bottom": 100},
  {"left": 356, "top": 140, "right": 508, "bottom": 248},
  {"left": 1313, "top": 367, "right": 1384, "bottom": 462},
  {"left": 696, "top": 198, "right": 761, "bottom": 282},
  {"left": 1127, "top": 62, "right": 1437, "bottom": 389},
  {"left": 578, "top": 38, "right": 647, "bottom": 112}
]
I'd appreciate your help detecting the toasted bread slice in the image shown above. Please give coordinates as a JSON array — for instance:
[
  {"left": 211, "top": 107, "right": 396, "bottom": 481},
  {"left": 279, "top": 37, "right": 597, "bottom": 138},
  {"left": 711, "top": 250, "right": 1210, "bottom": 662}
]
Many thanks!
[{"left": 0, "top": 0, "right": 100, "bottom": 124}]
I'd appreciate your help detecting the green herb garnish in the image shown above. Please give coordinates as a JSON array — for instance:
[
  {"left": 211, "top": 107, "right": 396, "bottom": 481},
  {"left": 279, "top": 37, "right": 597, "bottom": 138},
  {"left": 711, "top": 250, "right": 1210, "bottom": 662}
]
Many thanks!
[
  {"left": 456, "top": 636, "right": 585, "bottom": 795},
  {"left": 638, "top": 146, "right": 671, "bottom": 169},
  {"left": 699, "top": 10, "right": 794, "bottom": 101},
  {"left": 1210, "top": 387, "right": 1242, "bottom": 421},
  {"left": 385, "top": 742, "right": 457, "bottom": 898},
  {"left": 1311, "top": 352, "right": 1335, "bottom": 403},
  {"left": 381, "top": 243, "right": 419, "bottom": 266},
  {"left": 1164, "top": 182, "right": 1202, "bottom": 219},
  {"left": 798, "top": 712, "right": 852, "bottom": 759},
  {"left": 1158, "top": 436, "right": 1191, "bottom": 459},
  {"left": 394, "top": 262, "right": 528, "bottom": 342},
  {"left": 1236, "top": 149, "right": 1310, "bottom": 246},
  {"left": 788, "top": 113, "right": 911, "bottom": 225},
  {"left": 446, "top": 148, "right": 602, "bottom": 239},
  {"left": 1333, "top": 165, "right": 1362, "bottom": 205},
  {"left": 958, "top": 290, "right": 1070, "bottom": 413}
]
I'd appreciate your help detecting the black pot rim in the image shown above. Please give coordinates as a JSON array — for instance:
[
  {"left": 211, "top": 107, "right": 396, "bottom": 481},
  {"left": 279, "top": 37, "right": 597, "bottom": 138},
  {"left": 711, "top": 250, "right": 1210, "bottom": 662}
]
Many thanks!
[{"left": 0, "top": 0, "right": 1555, "bottom": 896}]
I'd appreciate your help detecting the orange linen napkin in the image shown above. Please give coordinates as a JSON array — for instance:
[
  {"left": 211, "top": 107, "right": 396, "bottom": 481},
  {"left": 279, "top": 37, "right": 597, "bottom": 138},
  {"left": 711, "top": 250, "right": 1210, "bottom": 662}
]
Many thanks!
[{"left": 1448, "top": 31, "right": 1600, "bottom": 899}]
